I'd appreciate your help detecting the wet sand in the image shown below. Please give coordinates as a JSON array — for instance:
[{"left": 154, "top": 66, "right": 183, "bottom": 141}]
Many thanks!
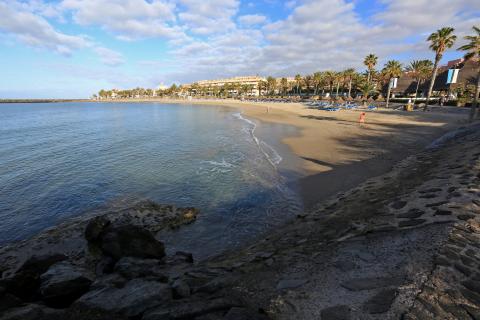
[{"left": 107, "top": 98, "right": 468, "bottom": 209}]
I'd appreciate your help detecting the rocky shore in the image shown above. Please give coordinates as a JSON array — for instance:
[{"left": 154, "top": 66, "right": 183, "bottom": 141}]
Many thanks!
[{"left": 1, "top": 123, "right": 479, "bottom": 319}]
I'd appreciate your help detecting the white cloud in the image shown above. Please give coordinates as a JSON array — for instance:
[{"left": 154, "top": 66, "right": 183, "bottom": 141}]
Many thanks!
[
  {"left": 178, "top": 0, "right": 239, "bottom": 35},
  {"left": 94, "top": 47, "right": 125, "bottom": 66},
  {"left": 0, "top": 1, "right": 89, "bottom": 55},
  {"left": 62, "top": 0, "right": 183, "bottom": 40},
  {"left": 238, "top": 14, "right": 267, "bottom": 26}
]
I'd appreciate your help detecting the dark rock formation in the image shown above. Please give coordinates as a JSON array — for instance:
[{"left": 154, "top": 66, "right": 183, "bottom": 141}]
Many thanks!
[
  {"left": 100, "top": 225, "right": 165, "bottom": 260},
  {"left": 39, "top": 261, "right": 92, "bottom": 307},
  {"left": 74, "top": 278, "right": 171, "bottom": 318},
  {"left": 3, "top": 254, "right": 67, "bottom": 300},
  {"left": 84, "top": 216, "right": 110, "bottom": 243}
]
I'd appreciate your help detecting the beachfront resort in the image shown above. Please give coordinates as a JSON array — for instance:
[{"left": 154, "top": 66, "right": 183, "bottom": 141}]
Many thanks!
[{"left": 94, "top": 26, "right": 480, "bottom": 120}]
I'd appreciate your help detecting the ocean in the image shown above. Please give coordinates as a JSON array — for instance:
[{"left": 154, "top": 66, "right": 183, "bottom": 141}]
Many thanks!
[{"left": 0, "top": 102, "right": 302, "bottom": 257}]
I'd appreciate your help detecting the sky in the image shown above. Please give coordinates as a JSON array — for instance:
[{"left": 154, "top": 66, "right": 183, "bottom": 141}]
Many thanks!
[{"left": 0, "top": 0, "right": 479, "bottom": 98}]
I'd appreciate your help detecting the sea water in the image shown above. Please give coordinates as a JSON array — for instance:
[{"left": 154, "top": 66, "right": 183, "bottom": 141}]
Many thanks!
[{"left": 0, "top": 102, "right": 302, "bottom": 257}]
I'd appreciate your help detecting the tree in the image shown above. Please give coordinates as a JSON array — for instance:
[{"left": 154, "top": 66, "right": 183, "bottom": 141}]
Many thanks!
[
  {"left": 280, "top": 78, "right": 289, "bottom": 96},
  {"left": 405, "top": 60, "right": 433, "bottom": 103},
  {"left": 324, "top": 71, "right": 336, "bottom": 95},
  {"left": 364, "top": 54, "right": 378, "bottom": 84},
  {"left": 312, "top": 72, "right": 323, "bottom": 96},
  {"left": 294, "top": 74, "right": 302, "bottom": 95},
  {"left": 342, "top": 68, "right": 357, "bottom": 98},
  {"left": 334, "top": 72, "right": 343, "bottom": 97},
  {"left": 357, "top": 81, "right": 376, "bottom": 106},
  {"left": 458, "top": 25, "right": 480, "bottom": 120},
  {"left": 266, "top": 76, "right": 277, "bottom": 96},
  {"left": 304, "top": 75, "right": 313, "bottom": 95},
  {"left": 425, "top": 27, "right": 457, "bottom": 108},
  {"left": 382, "top": 60, "right": 403, "bottom": 108},
  {"left": 257, "top": 80, "right": 267, "bottom": 96}
]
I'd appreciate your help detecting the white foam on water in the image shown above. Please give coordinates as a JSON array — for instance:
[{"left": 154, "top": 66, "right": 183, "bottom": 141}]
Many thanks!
[{"left": 233, "top": 112, "right": 283, "bottom": 168}]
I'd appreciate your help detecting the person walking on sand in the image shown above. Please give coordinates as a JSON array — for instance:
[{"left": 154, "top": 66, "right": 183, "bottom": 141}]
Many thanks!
[{"left": 359, "top": 112, "right": 366, "bottom": 125}]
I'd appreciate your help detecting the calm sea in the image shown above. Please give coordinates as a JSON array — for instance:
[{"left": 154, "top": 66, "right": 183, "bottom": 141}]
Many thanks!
[{"left": 0, "top": 102, "right": 302, "bottom": 257}]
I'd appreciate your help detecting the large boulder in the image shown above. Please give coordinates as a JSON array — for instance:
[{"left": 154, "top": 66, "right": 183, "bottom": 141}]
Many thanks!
[
  {"left": 39, "top": 262, "right": 93, "bottom": 307},
  {"left": 74, "top": 279, "right": 171, "bottom": 318},
  {"left": 3, "top": 254, "right": 67, "bottom": 300},
  {"left": 85, "top": 216, "right": 111, "bottom": 243},
  {"left": 99, "top": 225, "right": 165, "bottom": 260}
]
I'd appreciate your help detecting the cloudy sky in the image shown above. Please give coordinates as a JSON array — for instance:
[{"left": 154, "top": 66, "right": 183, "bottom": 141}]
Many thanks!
[{"left": 0, "top": 0, "right": 479, "bottom": 98}]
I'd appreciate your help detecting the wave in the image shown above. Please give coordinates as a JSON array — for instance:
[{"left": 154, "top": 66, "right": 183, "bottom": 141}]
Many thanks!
[{"left": 232, "top": 112, "right": 283, "bottom": 168}]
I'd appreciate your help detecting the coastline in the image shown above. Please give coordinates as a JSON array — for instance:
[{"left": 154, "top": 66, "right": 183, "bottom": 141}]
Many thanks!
[{"left": 88, "top": 98, "right": 468, "bottom": 209}]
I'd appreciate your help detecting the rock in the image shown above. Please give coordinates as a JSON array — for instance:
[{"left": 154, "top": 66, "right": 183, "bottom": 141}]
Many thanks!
[
  {"left": 397, "top": 209, "right": 424, "bottom": 219},
  {"left": 224, "top": 307, "right": 269, "bottom": 320},
  {"left": 171, "top": 279, "right": 190, "bottom": 299},
  {"left": 341, "top": 277, "right": 404, "bottom": 291},
  {"left": 114, "top": 257, "right": 167, "bottom": 281},
  {"left": 458, "top": 214, "right": 475, "bottom": 221},
  {"left": 320, "top": 305, "right": 351, "bottom": 320},
  {"left": 391, "top": 201, "right": 407, "bottom": 209},
  {"left": 426, "top": 201, "right": 449, "bottom": 208},
  {"left": 143, "top": 298, "right": 238, "bottom": 320},
  {"left": 0, "top": 304, "right": 62, "bottom": 320},
  {"left": 85, "top": 216, "right": 111, "bottom": 243},
  {"left": 39, "top": 261, "right": 93, "bottom": 307},
  {"left": 172, "top": 251, "right": 194, "bottom": 264},
  {"left": 100, "top": 225, "right": 165, "bottom": 260},
  {"left": 434, "top": 209, "right": 452, "bottom": 216},
  {"left": 276, "top": 279, "right": 308, "bottom": 290},
  {"left": 334, "top": 260, "right": 357, "bottom": 272},
  {"left": 364, "top": 288, "right": 397, "bottom": 314},
  {"left": 90, "top": 273, "right": 127, "bottom": 290},
  {"left": 95, "top": 257, "right": 115, "bottom": 276},
  {"left": 74, "top": 278, "right": 171, "bottom": 317},
  {"left": 0, "top": 293, "right": 23, "bottom": 313},
  {"left": 462, "top": 280, "right": 480, "bottom": 294},
  {"left": 4, "top": 254, "right": 67, "bottom": 300},
  {"left": 398, "top": 219, "right": 426, "bottom": 228}
]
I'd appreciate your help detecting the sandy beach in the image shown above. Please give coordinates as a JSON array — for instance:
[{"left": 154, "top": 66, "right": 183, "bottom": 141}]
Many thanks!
[{"left": 101, "top": 98, "right": 468, "bottom": 208}]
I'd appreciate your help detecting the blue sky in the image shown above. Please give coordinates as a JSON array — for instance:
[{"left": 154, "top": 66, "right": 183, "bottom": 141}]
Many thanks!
[{"left": 0, "top": 0, "right": 478, "bottom": 98}]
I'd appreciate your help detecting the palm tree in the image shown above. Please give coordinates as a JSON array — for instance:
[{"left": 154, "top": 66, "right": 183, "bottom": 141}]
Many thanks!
[
  {"left": 342, "top": 68, "right": 357, "bottom": 98},
  {"left": 266, "top": 76, "right": 277, "bottom": 96},
  {"left": 458, "top": 25, "right": 480, "bottom": 120},
  {"left": 324, "top": 71, "right": 336, "bottom": 96},
  {"left": 364, "top": 54, "right": 378, "bottom": 84},
  {"left": 405, "top": 60, "right": 433, "bottom": 103},
  {"left": 425, "top": 27, "right": 457, "bottom": 108},
  {"left": 304, "top": 75, "right": 313, "bottom": 95},
  {"left": 280, "top": 78, "right": 289, "bottom": 96},
  {"left": 334, "top": 72, "right": 343, "bottom": 97},
  {"left": 357, "top": 81, "right": 376, "bottom": 106},
  {"left": 294, "top": 74, "right": 302, "bottom": 95},
  {"left": 382, "top": 60, "right": 403, "bottom": 108},
  {"left": 312, "top": 72, "right": 323, "bottom": 96}
]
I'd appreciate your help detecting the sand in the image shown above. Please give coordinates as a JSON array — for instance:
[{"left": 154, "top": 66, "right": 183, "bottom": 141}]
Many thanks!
[{"left": 106, "top": 98, "right": 468, "bottom": 209}]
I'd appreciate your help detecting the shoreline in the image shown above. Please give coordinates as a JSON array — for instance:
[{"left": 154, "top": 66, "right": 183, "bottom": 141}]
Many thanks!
[{"left": 88, "top": 98, "right": 469, "bottom": 209}]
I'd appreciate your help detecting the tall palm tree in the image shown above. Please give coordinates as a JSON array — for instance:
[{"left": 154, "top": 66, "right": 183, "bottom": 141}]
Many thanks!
[
  {"left": 304, "top": 75, "right": 313, "bottom": 95},
  {"left": 280, "top": 78, "right": 288, "bottom": 96},
  {"left": 382, "top": 60, "right": 403, "bottom": 108},
  {"left": 458, "top": 25, "right": 480, "bottom": 120},
  {"left": 425, "top": 27, "right": 457, "bottom": 108},
  {"left": 324, "top": 71, "right": 336, "bottom": 96},
  {"left": 405, "top": 60, "right": 433, "bottom": 103},
  {"left": 342, "top": 68, "right": 357, "bottom": 98},
  {"left": 312, "top": 72, "right": 320, "bottom": 95},
  {"left": 266, "top": 76, "right": 277, "bottom": 96},
  {"left": 294, "top": 74, "right": 302, "bottom": 95},
  {"left": 364, "top": 54, "right": 378, "bottom": 84}
]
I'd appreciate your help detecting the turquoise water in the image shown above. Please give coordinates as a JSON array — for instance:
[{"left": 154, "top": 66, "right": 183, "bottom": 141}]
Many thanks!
[{"left": 0, "top": 102, "right": 302, "bottom": 256}]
